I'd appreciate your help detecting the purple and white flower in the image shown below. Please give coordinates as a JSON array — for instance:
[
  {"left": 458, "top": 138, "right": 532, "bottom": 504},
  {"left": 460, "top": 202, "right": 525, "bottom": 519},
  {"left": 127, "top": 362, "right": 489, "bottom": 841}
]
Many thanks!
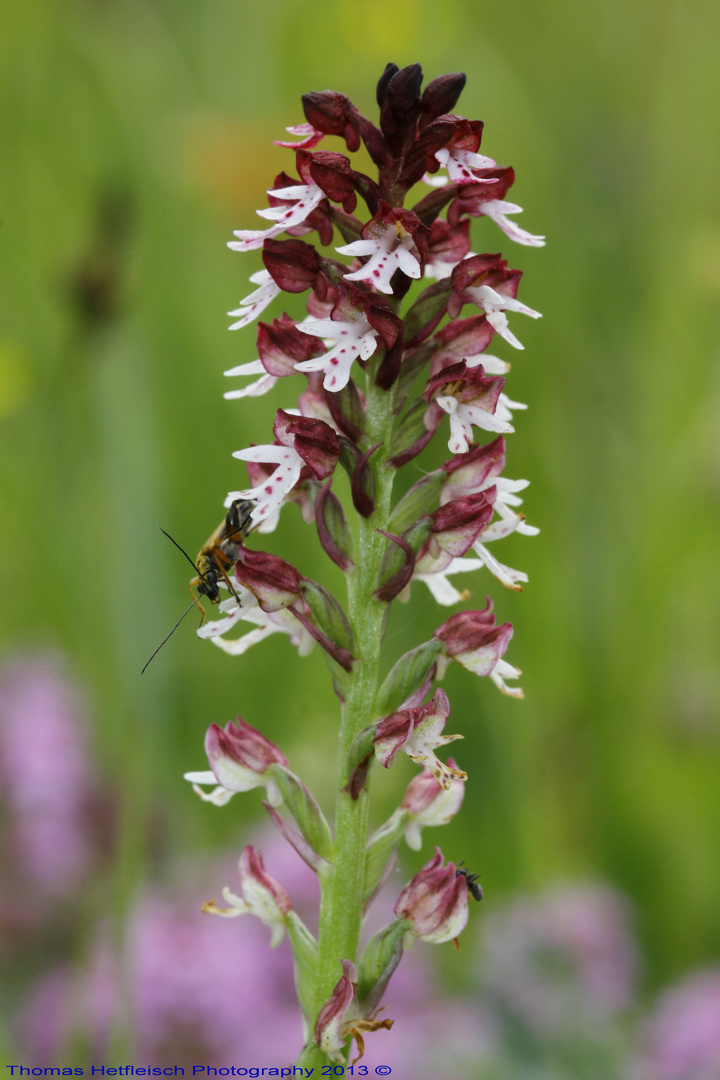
[{"left": 228, "top": 182, "right": 325, "bottom": 252}]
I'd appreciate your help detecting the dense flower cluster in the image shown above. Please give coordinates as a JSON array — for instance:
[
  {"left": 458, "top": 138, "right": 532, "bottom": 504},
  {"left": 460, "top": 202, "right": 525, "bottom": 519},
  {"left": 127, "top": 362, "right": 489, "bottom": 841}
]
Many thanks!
[{"left": 182, "top": 63, "right": 543, "bottom": 1066}]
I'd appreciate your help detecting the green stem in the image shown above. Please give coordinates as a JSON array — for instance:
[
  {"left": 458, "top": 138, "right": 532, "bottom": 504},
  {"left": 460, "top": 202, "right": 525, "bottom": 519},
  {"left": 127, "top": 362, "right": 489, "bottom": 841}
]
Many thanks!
[{"left": 296, "top": 363, "right": 397, "bottom": 1068}]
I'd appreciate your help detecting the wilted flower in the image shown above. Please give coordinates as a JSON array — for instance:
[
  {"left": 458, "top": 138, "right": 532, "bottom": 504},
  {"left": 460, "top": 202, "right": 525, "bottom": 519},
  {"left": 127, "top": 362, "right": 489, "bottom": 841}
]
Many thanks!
[
  {"left": 434, "top": 600, "right": 522, "bottom": 697},
  {"left": 400, "top": 761, "right": 465, "bottom": 850},
  {"left": 202, "top": 845, "right": 293, "bottom": 948},
  {"left": 374, "top": 688, "right": 467, "bottom": 789},
  {"left": 394, "top": 848, "right": 469, "bottom": 944}
]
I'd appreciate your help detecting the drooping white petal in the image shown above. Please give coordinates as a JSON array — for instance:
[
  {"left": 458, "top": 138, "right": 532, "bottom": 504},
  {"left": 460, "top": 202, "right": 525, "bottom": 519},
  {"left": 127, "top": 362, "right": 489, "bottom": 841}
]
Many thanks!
[
  {"left": 227, "top": 271, "right": 281, "bottom": 331},
  {"left": 466, "top": 284, "right": 542, "bottom": 351},
  {"left": 415, "top": 556, "right": 487, "bottom": 605},
  {"left": 183, "top": 772, "right": 236, "bottom": 806},
  {"left": 479, "top": 199, "right": 546, "bottom": 247},
  {"left": 230, "top": 445, "right": 304, "bottom": 524},
  {"left": 465, "top": 352, "right": 510, "bottom": 375},
  {"left": 471, "top": 540, "right": 528, "bottom": 590},
  {"left": 228, "top": 184, "right": 324, "bottom": 251},
  {"left": 224, "top": 376, "right": 277, "bottom": 399},
  {"left": 199, "top": 600, "right": 315, "bottom": 660},
  {"left": 490, "top": 657, "right": 524, "bottom": 698},
  {"left": 496, "top": 392, "right": 528, "bottom": 424}
]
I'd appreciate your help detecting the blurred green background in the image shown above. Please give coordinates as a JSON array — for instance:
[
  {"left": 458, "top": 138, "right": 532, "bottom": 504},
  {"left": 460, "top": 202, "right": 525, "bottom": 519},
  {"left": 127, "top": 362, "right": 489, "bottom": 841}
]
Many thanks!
[{"left": 1, "top": 0, "right": 719, "bottom": 1024}]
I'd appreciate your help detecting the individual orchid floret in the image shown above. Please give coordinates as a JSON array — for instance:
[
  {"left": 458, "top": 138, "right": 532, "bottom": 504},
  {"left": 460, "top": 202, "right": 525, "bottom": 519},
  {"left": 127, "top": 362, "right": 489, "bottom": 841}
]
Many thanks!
[
  {"left": 227, "top": 179, "right": 325, "bottom": 252},
  {"left": 296, "top": 308, "right": 378, "bottom": 392},
  {"left": 478, "top": 199, "right": 546, "bottom": 247},
  {"left": 229, "top": 444, "right": 305, "bottom": 525},
  {"left": 202, "top": 845, "right": 292, "bottom": 948},
  {"left": 401, "top": 761, "right": 466, "bottom": 851},
  {"left": 373, "top": 688, "right": 467, "bottom": 789},
  {"left": 197, "top": 595, "right": 316, "bottom": 658},
  {"left": 432, "top": 121, "right": 497, "bottom": 185},
  {"left": 394, "top": 847, "right": 469, "bottom": 944},
  {"left": 224, "top": 313, "right": 325, "bottom": 401},
  {"left": 441, "top": 439, "right": 539, "bottom": 538},
  {"left": 337, "top": 204, "right": 427, "bottom": 295},
  {"left": 424, "top": 361, "right": 514, "bottom": 455},
  {"left": 227, "top": 269, "right": 281, "bottom": 331},
  {"left": 184, "top": 717, "right": 288, "bottom": 809},
  {"left": 445, "top": 167, "right": 545, "bottom": 248},
  {"left": 229, "top": 410, "right": 340, "bottom": 526},
  {"left": 434, "top": 600, "right": 523, "bottom": 697},
  {"left": 466, "top": 283, "right": 542, "bottom": 350}
]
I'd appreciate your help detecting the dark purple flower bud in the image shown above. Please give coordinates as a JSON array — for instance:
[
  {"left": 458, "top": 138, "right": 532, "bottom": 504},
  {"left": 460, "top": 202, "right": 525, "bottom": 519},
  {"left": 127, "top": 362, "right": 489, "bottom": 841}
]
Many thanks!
[
  {"left": 419, "top": 72, "right": 467, "bottom": 126},
  {"left": 350, "top": 442, "right": 379, "bottom": 518},
  {"left": 302, "top": 91, "right": 362, "bottom": 152},
  {"left": 262, "top": 237, "right": 320, "bottom": 293},
  {"left": 374, "top": 530, "right": 416, "bottom": 603},
  {"left": 394, "top": 847, "right": 469, "bottom": 943},
  {"left": 315, "top": 480, "right": 355, "bottom": 571},
  {"left": 297, "top": 149, "right": 358, "bottom": 214}
]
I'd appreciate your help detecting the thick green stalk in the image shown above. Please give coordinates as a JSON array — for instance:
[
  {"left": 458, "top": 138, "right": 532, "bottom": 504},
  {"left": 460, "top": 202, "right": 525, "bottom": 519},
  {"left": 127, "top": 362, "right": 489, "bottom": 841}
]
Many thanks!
[{"left": 296, "top": 364, "right": 397, "bottom": 1068}]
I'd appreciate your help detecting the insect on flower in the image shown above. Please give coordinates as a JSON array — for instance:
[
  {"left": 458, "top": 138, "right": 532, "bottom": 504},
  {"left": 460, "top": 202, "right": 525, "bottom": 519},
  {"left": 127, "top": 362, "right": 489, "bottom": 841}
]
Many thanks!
[
  {"left": 456, "top": 862, "right": 484, "bottom": 902},
  {"left": 141, "top": 498, "right": 256, "bottom": 673},
  {"left": 189, "top": 497, "right": 257, "bottom": 606}
]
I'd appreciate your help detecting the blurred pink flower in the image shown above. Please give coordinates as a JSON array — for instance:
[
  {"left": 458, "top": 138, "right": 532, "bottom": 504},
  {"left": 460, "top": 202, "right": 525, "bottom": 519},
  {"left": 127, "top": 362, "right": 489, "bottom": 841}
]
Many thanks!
[
  {"left": 636, "top": 967, "right": 720, "bottom": 1080},
  {"left": 0, "top": 654, "right": 94, "bottom": 892},
  {"left": 478, "top": 884, "right": 638, "bottom": 1035}
]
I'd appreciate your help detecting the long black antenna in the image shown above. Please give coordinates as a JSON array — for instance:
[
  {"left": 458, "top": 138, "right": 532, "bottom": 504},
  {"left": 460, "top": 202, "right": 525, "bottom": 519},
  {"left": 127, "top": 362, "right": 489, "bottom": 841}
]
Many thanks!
[
  {"left": 141, "top": 597, "right": 199, "bottom": 675},
  {"left": 159, "top": 527, "right": 204, "bottom": 578}
]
